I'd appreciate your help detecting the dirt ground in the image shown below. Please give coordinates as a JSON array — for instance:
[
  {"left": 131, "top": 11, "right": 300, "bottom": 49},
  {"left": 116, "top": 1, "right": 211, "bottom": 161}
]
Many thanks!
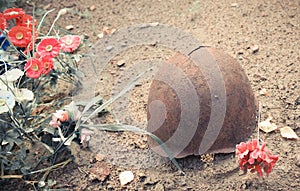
[{"left": 1, "top": 0, "right": 300, "bottom": 190}]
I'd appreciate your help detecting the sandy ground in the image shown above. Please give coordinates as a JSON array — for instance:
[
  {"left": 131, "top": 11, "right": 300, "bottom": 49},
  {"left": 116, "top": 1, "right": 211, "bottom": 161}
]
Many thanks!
[{"left": 1, "top": 0, "right": 299, "bottom": 190}]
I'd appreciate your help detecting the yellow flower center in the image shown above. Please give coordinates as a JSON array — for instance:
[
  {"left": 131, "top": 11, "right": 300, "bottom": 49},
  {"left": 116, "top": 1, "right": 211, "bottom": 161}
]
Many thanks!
[
  {"left": 45, "top": 45, "right": 53, "bottom": 51},
  {"left": 16, "top": 32, "right": 23, "bottom": 40},
  {"left": 32, "top": 63, "right": 39, "bottom": 71},
  {"left": 44, "top": 62, "right": 49, "bottom": 69},
  {"left": 66, "top": 38, "right": 73, "bottom": 45}
]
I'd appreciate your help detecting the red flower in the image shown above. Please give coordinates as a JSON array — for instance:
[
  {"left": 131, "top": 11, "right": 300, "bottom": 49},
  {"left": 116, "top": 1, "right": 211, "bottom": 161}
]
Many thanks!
[
  {"left": 59, "top": 35, "right": 81, "bottom": 52},
  {"left": 24, "top": 58, "right": 43, "bottom": 78},
  {"left": 3, "top": 8, "right": 25, "bottom": 20},
  {"left": 49, "top": 110, "right": 69, "bottom": 128},
  {"left": 49, "top": 115, "right": 61, "bottom": 128},
  {"left": 8, "top": 26, "right": 32, "bottom": 47},
  {"left": 16, "top": 14, "right": 38, "bottom": 29},
  {"left": 40, "top": 57, "right": 54, "bottom": 75},
  {"left": 236, "top": 139, "right": 278, "bottom": 177},
  {"left": 53, "top": 110, "right": 69, "bottom": 122},
  {"left": 37, "top": 38, "right": 61, "bottom": 58},
  {"left": 0, "top": 13, "right": 7, "bottom": 32}
]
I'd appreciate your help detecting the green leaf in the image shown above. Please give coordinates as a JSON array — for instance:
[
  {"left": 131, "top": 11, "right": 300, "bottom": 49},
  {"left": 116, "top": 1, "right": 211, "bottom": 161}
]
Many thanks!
[
  {"left": 77, "top": 69, "right": 148, "bottom": 129},
  {"left": 82, "top": 123, "right": 184, "bottom": 174}
]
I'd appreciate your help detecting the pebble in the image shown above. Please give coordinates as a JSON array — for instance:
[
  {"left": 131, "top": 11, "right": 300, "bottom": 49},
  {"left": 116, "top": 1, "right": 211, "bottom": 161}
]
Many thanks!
[
  {"left": 97, "top": 33, "right": 104, "bottom": 39},
  {"left": 65, "top": 25, "right": 74, "bottom": 30},
  {"left": 119, "top": 171, "right": 134, "bottom": 186},
  {"left": 90, "top": 5, "right": 96, "bottom": 11},
  {"left": 237, "top": 49, "right": 244, "bottom": 55},
  {"left": 231, "top": 3, "right": 238, "bottom": 7},
  {"left": 252, "top": 45, "right": 259, "bottom": 53},
  {"left": 149, "top": 22, "right": 159, "bottom": 26},
  {"left": 106, "top": 46, "right": 114, "bottom": 51},
  {"left": 117, "top": 60, "right": 126, "bottom": 67},
  {"left": 121, "top": 43, "right": 127, "bottom": 47},
  {"left": 59, "top": 8, "right": 68, "bottom": 15}
]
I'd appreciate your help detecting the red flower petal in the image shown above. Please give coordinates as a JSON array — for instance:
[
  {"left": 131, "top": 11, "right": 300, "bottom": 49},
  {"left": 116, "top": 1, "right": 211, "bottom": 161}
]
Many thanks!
[
  {"left": 268, "top": 155, "right": 279, "bottom": 163},
  {"left": 247, "top": 139, "right": 258, "bottom": 152},
  {"left": 37, "top": 38, "right": 61, "bottom": 58},
  {"left": 53, "top": 110, "right": 69, "bottom": 122},
  {"left": 263, "top": 155, "right": 279, "bottom": 175},
  {"left": 40, "top": 57, "right": 54, "bottom": 75},
  {"left": 248, "top": 157, "right": 255, "bottom": 165},
  {"left": 8, "top": 26, "right": 32, "bottom": 47},
  {"left": 24, "top": 58, "right": 43, "bottom": 78},
  {"left": 249, "top": 149, "right": 260, "bottom": 160},
  {"left": 0, "top": 13, "right": 7, "bottom": 31},
  {"left": 236, "top": 139, "right": 279, "bottom": 177},
  {"left": 3, "top": 8, "right": 25, "bottom": 20},
  {"left": 263, "top": 154, "right": 278, "bottom": 165},
  {"left": 252, "top": 165, "right": 263, "bottom": 177},
  {"left": 59, "top": 35, "right": 81, "bottom": 52},
  {"left": 16, "top": 14, "right": 38, "bottom": 29},
  {"left": 236, "top": 142, "right": 247, "bottom": 154}
]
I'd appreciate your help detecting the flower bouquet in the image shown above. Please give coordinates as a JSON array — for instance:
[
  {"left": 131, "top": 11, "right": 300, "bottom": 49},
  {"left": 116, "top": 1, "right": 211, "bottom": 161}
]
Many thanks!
[{"left": 0, "top": 7, "right": 83, "bottom": 176}]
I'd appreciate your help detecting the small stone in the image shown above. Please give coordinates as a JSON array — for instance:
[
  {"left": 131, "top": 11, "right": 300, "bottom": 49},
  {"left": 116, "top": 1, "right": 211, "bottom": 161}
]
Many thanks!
[
  {"left": 110, "top": 28, "right": 116, "bottom": 34},
  {"left": 280, "top": 126, "right": 299, "bottom": 139},
  {"left": 259, "top": 88, "right": 270, "bottom": 96},
  {"left": 119, "top": 171, "right": 134, "bottom": 186},
  {"left": 149, "top": 22, "right": 159, "bottom": 26},
  {"left": 252, "top": 45, "right": 259, "bottom": 53},
  {"left": 59, "top": 8, "right": 68, "bottom": 15},
  {"left": 89, "top": 162, "right": 111, "bottom": 182},
  {"left": 102, "top": 27, "right": 116, "bottom": 35},
  {"left": 103, "top": 26, "right": 110, "bottom": 35},
  {"left": 97, "top": 33, "right": 104, "bottom": 39},
  {"left": 89, "top": 5, "right": 96, "bottom": 11},
  {"left": 259, "top": 116, "right": 278, "bottom": 133},
  {"left": 65, "top": 25, "right": 74, "bottom": 30},
  {"left": 83, "top": 34, "right": 89, "bottom": 39},
  {"left": 231, "top": 3, "right": 238, "bottom": 7},
  {"left": 117, "top": 60, "right": 126, "bottom": 67},
  {"left": 237, "top": 49, "right": 244, "bottom": 55},
  {"left": 121, "top": 43, "right": 127, "bottom": 47},
  {"left": 106, "top": 46, "right": 114, "bottom": 51}
]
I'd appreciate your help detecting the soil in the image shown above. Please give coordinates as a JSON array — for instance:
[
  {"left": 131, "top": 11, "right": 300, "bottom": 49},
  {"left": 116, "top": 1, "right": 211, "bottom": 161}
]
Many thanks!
[{"left": 1, "top": 0, "right": 300, "bottom": 190}]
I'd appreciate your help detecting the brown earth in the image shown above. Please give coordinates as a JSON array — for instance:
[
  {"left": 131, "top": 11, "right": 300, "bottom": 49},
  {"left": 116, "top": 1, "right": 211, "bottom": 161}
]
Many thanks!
[{"left": 1, "top": 0, "right": 300, "bottom": 190}]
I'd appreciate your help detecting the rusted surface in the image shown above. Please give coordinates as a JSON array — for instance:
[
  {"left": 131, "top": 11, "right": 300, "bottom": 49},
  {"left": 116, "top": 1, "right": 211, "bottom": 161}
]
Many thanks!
[{"left": 147, "top": 47, "right": 257, "bottom": 158}]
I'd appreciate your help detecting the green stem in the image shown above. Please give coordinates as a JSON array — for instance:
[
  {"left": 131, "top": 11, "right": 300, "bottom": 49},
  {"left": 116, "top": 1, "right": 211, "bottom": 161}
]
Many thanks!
[
  {"left": 28, "top": 158, "right": 72, "bottom": 175},
  {"left": 257, "top": 101, "right": 261, "bottom": 146}
]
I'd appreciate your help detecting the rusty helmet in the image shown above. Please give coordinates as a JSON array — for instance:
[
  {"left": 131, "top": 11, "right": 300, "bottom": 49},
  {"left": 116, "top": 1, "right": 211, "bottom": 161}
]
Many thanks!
[{"left": 147, "top": 47, "right": 257, "bottom": 158}]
